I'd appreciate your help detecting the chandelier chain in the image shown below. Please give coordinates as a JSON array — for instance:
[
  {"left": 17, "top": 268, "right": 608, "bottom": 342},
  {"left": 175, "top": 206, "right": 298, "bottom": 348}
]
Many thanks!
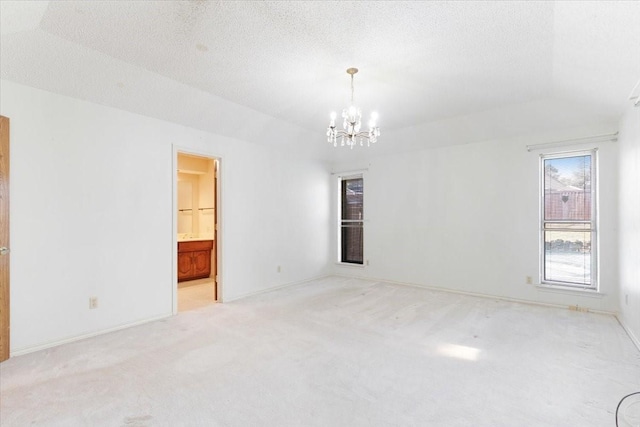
[{"left": 351, "top": 73, "right": 355, "bottom": 105}]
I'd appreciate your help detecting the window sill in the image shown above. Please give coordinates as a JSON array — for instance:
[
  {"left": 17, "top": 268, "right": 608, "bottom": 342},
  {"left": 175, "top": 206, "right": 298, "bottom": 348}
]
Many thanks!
[
  {"left": 536, "top": 283, "right": 604, "bottom": 297},
  {"left": 335, "top": 262, "right": 365, "bottom": 269}
]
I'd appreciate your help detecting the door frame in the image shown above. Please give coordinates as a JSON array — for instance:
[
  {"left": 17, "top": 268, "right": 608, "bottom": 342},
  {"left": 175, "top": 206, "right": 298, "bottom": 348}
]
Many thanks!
[
  {"left": 0, "top": 115, "right": 10, "bottom": 362},
  {"left": 172, "top": 145, "right": 222, "bottom": 314}
]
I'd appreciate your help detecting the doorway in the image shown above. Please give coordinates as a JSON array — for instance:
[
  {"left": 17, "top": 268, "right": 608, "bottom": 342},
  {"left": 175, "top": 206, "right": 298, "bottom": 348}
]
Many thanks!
[{"left": 174, "top": 151, "right": 219, "bottom": 312}]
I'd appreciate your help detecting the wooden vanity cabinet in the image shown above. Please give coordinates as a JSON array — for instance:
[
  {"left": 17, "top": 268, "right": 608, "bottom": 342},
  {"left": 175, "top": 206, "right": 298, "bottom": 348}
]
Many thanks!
[{"left": 177, "top": 240, "right": 213, "bottom": 282}]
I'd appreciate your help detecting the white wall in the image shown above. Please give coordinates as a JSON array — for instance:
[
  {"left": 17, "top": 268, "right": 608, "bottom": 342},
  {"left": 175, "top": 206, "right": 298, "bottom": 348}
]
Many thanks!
[
  {"left": 332, "top": 130, "right": 619, "bottom": 312},
  {"left": 618, "top": 102, "right": 640, "bottom": 347},
  {"left": 1, "top": 80, "right": 331, "bottom": 354}
]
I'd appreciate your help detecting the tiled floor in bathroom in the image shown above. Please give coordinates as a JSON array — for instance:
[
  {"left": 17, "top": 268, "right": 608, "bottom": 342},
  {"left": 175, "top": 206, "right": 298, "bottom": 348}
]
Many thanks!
[{"left": 177, "top": 278, "right": 216, "bottom": 311}]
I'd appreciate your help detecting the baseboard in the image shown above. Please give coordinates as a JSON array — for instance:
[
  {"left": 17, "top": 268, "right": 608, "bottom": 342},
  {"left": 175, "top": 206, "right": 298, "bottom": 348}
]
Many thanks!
[
  {"left": 616, "top": 315, "right": 640, "bottom": 353},
  {"left": 223, "top": 275, "right": 331, "bottom": 303},
  {"left": 333, "top": 274, "right": 616, "bottom": 316},
  {"left": 10, "top": 312, "right": 173, "bottom": 357}
]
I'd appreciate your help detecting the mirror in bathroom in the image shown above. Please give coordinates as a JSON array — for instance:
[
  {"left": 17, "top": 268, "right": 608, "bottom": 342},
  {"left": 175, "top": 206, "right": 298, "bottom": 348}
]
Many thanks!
[
  {"left": 177, "top": 154, "right": 216, "bottom": 241},
  {"left": 177, "top": 178, "right": 194, "bottom": 234}
]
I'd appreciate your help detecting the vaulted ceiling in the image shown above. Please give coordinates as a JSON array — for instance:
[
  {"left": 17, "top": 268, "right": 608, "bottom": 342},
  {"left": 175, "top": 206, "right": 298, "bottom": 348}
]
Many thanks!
[{"left": 1, "top": 1, "right": 639, "bottom": 161}]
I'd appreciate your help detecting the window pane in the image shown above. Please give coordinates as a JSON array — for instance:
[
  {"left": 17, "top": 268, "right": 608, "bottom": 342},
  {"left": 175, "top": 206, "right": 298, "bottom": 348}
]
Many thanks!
[
  {"left": 341, "top": 178, "right": 363, "bottom": 220},
  {"left": 544, "top": 155, "right": 591, "bottom": 221},
  {"left": 341, "top": 222, "right": 363, "bottom": 264},
  {"left": 544, "top": 230, "right": 591, "bottom": 285}
]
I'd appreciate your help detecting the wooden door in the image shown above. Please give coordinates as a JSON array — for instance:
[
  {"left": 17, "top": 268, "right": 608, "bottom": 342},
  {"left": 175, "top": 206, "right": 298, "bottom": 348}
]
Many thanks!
[
  {"left": 213, "top": 159, "right": 218, "bottom": 300},
  {"left": 0, "top": 116, "right": 10, "bottom": 362}
]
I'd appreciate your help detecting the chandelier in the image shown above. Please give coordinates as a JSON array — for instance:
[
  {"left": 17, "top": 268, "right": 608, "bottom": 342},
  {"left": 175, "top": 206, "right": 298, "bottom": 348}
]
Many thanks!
[{"left": 327, "top": 67, "right": 380, "bottom": 148}]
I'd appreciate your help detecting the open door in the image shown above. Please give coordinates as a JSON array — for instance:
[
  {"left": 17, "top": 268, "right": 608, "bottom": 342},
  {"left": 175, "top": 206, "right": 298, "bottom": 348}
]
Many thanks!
[
  {"left": 0, "top": 116, "right": 10, "bottom": 362},
  {"left": 213, "top": 159, "right": 218, "bottom": 301}
]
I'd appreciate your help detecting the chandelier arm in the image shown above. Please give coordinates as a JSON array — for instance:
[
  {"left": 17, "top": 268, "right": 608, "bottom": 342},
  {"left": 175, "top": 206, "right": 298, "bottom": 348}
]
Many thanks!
[
  {"left": 353, "top": 131, "right": 373, "bottom": 138},
  {"left": 335, "top": 130, "right": 375, "bottom": 139}
]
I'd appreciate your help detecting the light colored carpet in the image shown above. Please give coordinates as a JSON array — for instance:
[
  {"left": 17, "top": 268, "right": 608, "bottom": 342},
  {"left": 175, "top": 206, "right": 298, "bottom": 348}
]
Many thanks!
[{"left": 1, "top": 277, "right": 639, "bottom": 426}]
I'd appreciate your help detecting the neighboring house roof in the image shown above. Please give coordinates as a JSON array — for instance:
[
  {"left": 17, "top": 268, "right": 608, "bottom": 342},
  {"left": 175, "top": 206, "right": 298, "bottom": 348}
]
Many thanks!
[{"left": 545, "top": 176, "right": 582, "bottom": 192}]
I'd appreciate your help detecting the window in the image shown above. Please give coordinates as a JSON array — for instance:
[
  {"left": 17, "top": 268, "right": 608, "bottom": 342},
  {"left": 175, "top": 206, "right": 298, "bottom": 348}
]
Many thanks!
[
  {"left": 339, "top": 175, "right": 364, "bottom": 264},
  {"left": 540, "top": 151, "right": 597, "bottom": 290}
]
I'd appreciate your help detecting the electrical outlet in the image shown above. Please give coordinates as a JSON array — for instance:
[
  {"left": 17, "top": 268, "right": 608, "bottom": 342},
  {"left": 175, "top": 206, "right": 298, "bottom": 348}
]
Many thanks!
[
  {"left": 89, "top": 297, "right": 98, "bottom": 309},
  {"left": 366, "top": 259, "right": 370, "bottom": 266},
  {"left": 277, "top": 265, "right": 281, "bottom": 273},
  {"left": 526, "top": 276, "right": 532, "bottom": 285},
  {"left": 625, "top": 294, "right": 629, "bottom": 305}
]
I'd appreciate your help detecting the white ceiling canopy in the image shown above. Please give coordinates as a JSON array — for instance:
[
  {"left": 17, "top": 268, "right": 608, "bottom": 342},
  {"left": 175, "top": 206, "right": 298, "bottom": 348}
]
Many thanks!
[{"left": 1, "top": 1, "right": 639, "bottom": 160}]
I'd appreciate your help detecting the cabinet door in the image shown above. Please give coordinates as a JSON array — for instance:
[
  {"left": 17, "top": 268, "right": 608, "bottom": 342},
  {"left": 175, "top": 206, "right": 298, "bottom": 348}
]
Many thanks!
[
  {"left": 177, "top": 252, "right": 193, "bottom": 281},
  {"left": 192, "top": 250, "right": 211, "bottom": 278}
]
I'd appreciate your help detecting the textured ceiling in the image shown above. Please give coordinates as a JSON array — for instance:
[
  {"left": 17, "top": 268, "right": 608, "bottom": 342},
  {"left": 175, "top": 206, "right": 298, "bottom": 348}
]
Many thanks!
[{"left": 1, "top": 1, "right": 639, "bottom": 160}]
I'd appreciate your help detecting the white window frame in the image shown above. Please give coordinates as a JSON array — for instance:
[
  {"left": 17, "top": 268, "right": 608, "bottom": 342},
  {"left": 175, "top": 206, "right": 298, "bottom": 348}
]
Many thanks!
[
  {"left": 539, "top": 149, "right": 598, "bottom": 291},
  {"left": 336, "top": 173, "right": 364, "bottom": 266}
]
